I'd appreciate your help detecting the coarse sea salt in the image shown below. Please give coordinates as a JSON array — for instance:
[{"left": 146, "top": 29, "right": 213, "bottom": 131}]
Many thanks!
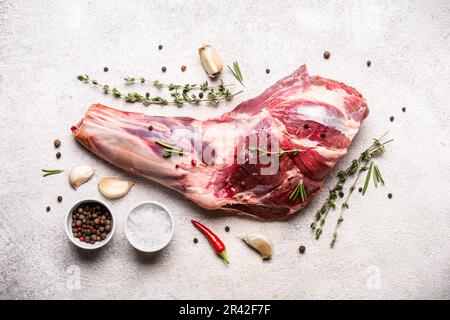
[{"left": 126, "top": 203, "right": 173, "bottom": 251}]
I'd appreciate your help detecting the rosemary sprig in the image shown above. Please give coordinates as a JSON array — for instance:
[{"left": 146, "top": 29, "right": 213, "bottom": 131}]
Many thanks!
[
  {"left": 249, "top": 147, "right": 299, "bottom": 156},
  {"left": 42, "top": 169, "right": 64, "bottom": 177},
  {"left": 311, "top": 132, "right": 393, "bottom": 240},
  {"left": 228, "top": 61, "right": 244, "bottom": 86},
  {"left": 289, "top": 181, "right": 307, "bottom": 202},
  {"left": 77, "top": 75, "right": 241, "bottom": 107},
  {"left": 155, "top": 139, "right": 183, "bottom": 157}
]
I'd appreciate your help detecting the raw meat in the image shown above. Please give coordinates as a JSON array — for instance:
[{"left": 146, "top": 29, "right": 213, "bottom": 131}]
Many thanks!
[{"left": 72, "top": 65, "right": 368, "bottom": 220}]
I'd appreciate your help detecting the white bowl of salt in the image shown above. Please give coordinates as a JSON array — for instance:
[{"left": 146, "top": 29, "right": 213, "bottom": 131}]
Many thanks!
[{"left": 125, "top": 201, "right": 174, "bottom": 253}]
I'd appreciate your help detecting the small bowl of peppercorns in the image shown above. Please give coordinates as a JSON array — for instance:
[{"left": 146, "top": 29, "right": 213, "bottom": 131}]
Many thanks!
[{"left": 65, "top": 199, "right": 116, "bottom": 250}]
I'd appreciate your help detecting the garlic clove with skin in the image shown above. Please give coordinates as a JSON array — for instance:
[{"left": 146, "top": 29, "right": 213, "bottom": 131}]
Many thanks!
[
  {"left": 69, "top": 165, "right": 95, "bottom": 189},
  {"left": 243, "top": 233, "right": 273, "bottom": 260},
  {"left": 98, "top": 178, "right": 134, "bottom": 199},
  {"left": 198, "top": 44, "right": 223, "bottom": 78}
]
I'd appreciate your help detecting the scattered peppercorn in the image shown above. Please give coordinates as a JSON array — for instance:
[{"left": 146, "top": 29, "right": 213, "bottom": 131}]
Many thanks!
[
  {"left": 161, "top": 66, "right": 167, "bottom": 72},
  {"left": 158, "top": 45, "right": 163, "bottom": 50},
  {"left": 46, "top": 206, "right": 51, "bottom": 212},
  {"left": 303, "top": 123, "right": 309, "bottom": 129},
  {"left": 57, "top": 196, "right": 63, "bottom": 203},
  {"left": 181, "top": 65, "right": 187, "bottom": 72},
  {"left": 145, "top": 92, "right": 150, "bottom": 98},
  {"left": 358, "top": 187, "right": 363, "bottom": 193},
  {"left": 390, "top": 116, "right": 394, "bottom": 122},
  {"left": 225, "top": 226, "right": 230, "bottom": 232},
  {"left": 191, "top": 159, "right": 197, "bottom": 166},
  {"left": 199, "top": 92, "right": 204, "bottom": 99},
  {"left": 367, "top": 60, "right": 372, "bottom": 67},
  {"left": 299, "top": 245, "right": 306, "bottom": 254},
  {"left": 53, "top": 139, "right": 61, "bottom": 148},
  {"left": 320, "top": 133, "right": 326, "bottom": 139},
  {"left": 323, "top": 51, "right": 331, "bottom": 59},
  {"left": 240, "top": 181, "right": 246, "bottom": 187},
  {"left": 175, "top": 164, "right": 179, "bottom": 169},
  {"left": 148, "top": 125, "right": 153, "bottom": 131},
  {"left": 56, "top": 152, "right": 61, "bottom": 159},
  {"left": 388, "top": 193, "right": 393, "bottom": 199},
  {"left": 339, "top": 192, "right": 344, "bottom": 198},
  {"left": 266, "top": 68, "right": 270, "bottom": 74},
  {"left": 103, "top": 67, "right": 109, "bottom": 72},
  {"left": 193, "top": 238, "right": 198, "bottom": 244},
  {"left": 402, "top": 107, "right": 406, "bottom": 112}
]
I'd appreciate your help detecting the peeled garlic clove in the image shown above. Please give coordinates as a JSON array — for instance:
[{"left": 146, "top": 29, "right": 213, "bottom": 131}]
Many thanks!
[
  {"left": 98, "top": 178, "right": 134, "bottom": 199},
  {"left": 243, "top": 233, "right": 273, "bottom": 260},
  {"left": 69, "top": 165, "right": 95, "bottom": 189},
  {"left": 198, "top": 44, "right": 223, "bottom": 78}
]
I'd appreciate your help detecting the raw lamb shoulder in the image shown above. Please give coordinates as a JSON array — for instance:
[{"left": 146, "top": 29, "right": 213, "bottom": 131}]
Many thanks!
[{"left": 72, "top": 65, "right": 368, "bottom": 220}]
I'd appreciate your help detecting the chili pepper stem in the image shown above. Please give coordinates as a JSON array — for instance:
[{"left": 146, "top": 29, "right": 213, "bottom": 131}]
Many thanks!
[{"left": 219, "top": 250, "right": 230, "bottom": 264}]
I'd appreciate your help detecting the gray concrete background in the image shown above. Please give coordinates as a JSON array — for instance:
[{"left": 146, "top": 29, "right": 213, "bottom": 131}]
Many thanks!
[{"left": 1, "top": 0, "right": 449, "bottom": 299}]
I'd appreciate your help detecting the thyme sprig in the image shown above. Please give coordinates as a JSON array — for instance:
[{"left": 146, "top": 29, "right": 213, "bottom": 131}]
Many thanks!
[
  {"left": 289, "top": 181, "right": 307, "bottom": 202},
  {"left": 228, "top": 61, "right": 244, "bottom": 86},
  {"left": 123, "top": 77, "right": 233, "bottom": 91},
  {"left": 310, "top": 132, "right": 393, "bottom": 241},
  {"left": 155, "top": 139, "right": 184, "bottom": 157},
  {"left": 330, "top": 160, "right": 386, "bottom": 247},
  {"left": 77, "top": 75, "right": 241, "bottom": 107},
  {"left": 42, "top": 169, "right": 64, "bottom": 177}
]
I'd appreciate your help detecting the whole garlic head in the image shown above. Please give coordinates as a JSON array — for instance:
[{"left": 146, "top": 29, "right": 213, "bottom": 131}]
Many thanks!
[{"left": 243, "top": 233, "right": 273, "bottom": 260}]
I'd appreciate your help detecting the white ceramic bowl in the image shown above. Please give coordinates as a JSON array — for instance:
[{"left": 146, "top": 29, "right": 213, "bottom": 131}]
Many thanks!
[
  {"left": 124, "top": 201, "right": 174, "bottom": 253},
  {"left": 65, "top": 199, "right": 116, "bottom": 250}
]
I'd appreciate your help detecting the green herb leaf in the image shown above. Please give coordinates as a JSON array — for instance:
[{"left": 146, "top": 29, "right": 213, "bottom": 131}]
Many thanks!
[
  {"left": 362, "top": 162, "right": 374, "bottom": 195},
  {"left": 42, "top": 169, "right": 64, "bottom": 177},
  {"left": 228, "top": 61, "right": 244, "bottom": 86}
]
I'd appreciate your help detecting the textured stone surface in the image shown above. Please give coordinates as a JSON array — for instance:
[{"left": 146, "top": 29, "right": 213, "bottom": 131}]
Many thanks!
[{"left": 0, "top": 0, "right": 449, "bottom": 299}]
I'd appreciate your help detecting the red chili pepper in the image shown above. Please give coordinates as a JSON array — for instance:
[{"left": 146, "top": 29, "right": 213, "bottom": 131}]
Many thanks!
[{"left": 191, "top": 220, "right": 230, "bottom": 264}]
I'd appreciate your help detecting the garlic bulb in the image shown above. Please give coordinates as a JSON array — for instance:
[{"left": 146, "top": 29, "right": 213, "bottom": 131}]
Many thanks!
[
  {"left": 243, "top": 233, "right": 273, "bottom": 260},
  {"left": 98, "top": 178, "right": 134, "bottom": 199},
  {"left": 69, "top": 165, "right": 95, "bottom": 189},
  {"left": 198, "top": 44, "right": 223, "bottom": 78}
]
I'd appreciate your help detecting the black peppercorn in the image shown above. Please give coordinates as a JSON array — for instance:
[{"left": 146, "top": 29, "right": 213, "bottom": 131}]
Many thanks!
[
  {"left": 148, "top": 125, "right": 153, "bottom": 131},
  {"left": 323, "top": 51, "right": 331, "bottom": 59},
  {"left": 339, "top": 192, "right": 344, "bottom": 198},
  {"left": 158, "top": 45, "right": 163, "bottom": 50},
  {"left": 390, "top": 116, "right": 394, "bottom": 122},
  {"left": 199, "top": 92, "right": 204, "bottom": 99},
  {"left": 56, "top": 152, "right": 61, "bottom": 159},
  {"left": 225, "top": 226, "right": 230, "bottom": 232},
  {"left": 358, "top": 187, "right": 363, "bottom": 193},
  {"left": 367, "top": 60, "right": 372, "bottom": 67},
  {"left": 402, "top": 107, "right": 406, "bottom": 112},
  {"left": 320, "top": 133, "right": 326, "bottom": 139},
  {"left": 103, "top": 67, "right": 109, "bottom": 72},
  {"left": 161, "top": 66, "right": 167, "bottom": 72},
  {"left": 303, "top": 123, "right": 309, "bottom": 129},
  {"left": 299, "top": 245, "right": 306, "bottom": 254},
  {"left": 54, "top": 139, "right": 61, "bottom": 148},
  {"left": 46, "top": 206, "right": 51, "bottom": 212},
  {"left": 193, "top": 238, "right": 198, "bottom": 244},
  {"left": 266, "top": 68, "right": 270, "bottom": 74},
  {"left": 388, "top": 193, "right": 393, "bottom": 199},
  {"left": 145, "top": 92, "right": 150, "bottom": 98},
  {"left": 57, "top": 196, "right": 63, "bottom": 202},
  {"left": 181, "top": 65, "right": 187, "bottom": 72}
]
